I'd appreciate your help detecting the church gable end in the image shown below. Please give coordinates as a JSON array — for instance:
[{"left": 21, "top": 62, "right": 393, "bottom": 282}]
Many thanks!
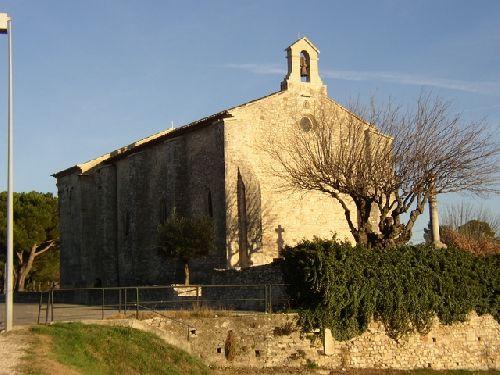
[{"left": 54, "top": 37, "right": 379, "bottom": 287}]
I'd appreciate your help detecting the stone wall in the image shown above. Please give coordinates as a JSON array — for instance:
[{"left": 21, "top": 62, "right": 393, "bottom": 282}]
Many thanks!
[
  {"left": 56, "top": 121, "right": 227, "bottom": 287},
  {"left": 210, "top": 261, "right": 285, "bottom": 285},
  {"left": 224, "top": 90, "right": 362, "bottom": 268},
  {"left": 323, "top": 314, "right": 499, "bottom": 369},
  {"left": 138, "top": 312, "right": 499, "bottom": 370},
  {"left": 206, "top": 261, "right": 288, "bottom": 311}
]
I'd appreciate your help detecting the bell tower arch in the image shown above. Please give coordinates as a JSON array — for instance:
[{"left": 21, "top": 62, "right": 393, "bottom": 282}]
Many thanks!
[{"left": 281, "top": 37, "right": 327, "bottom": 94}]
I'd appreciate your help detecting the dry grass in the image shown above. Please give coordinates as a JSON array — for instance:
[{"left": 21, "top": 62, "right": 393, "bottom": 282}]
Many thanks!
[
  {"left": 106, "top": 304, "right": 237, "bottom": 320},
  {"left": 162, "top": 306, "right": 234, "bottom": 319},
  {"left": 105, "top": 306, "right": 235, "bottom": 320}
]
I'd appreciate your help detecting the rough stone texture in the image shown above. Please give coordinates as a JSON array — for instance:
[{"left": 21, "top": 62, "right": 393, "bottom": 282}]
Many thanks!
[
  {"left": 54, "top": 37, "right": 378, "bottom": 287},
  {"left": 207, "top": 261, "right": 288, "bottom": 311},
  {"left": 56, "top": 122, "right": 226, "bottom": 287},
  {"left": 137, "top": 312, "right": 499, "bottom": 370},
  {"left": 323, "top": 313, "right": 499, "bottom": 370},
  {"left": 224, "top": 90, "right": 360, "bottom": 268}
]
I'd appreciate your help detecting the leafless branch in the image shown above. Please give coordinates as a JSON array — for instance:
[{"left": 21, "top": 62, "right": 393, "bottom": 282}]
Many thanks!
[{"left": 263, "top": 93, "right": 499, "bottom": 247}]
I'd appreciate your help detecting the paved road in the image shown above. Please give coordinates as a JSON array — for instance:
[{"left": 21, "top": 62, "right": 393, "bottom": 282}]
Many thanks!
[{"left": 0, "top": 303, "right": 123, "bottom": 330}]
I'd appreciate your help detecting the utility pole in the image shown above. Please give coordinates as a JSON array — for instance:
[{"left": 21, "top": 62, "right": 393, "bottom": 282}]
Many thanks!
[{"left": 1, "top": 12, "right": 14, "bottom": 332}]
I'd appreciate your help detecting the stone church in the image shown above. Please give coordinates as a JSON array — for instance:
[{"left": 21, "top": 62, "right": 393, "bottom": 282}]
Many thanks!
[{"left": 54, "top": 37, "right": 376, "bottom": 287}]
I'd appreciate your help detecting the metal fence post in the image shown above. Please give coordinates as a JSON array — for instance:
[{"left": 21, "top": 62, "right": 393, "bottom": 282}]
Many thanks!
[
  {"left": 268, "top": 284, "right": 273, "bottom": 314},
  {"left": 124, "top": 289, "right": 127, "bottom": 314},
  {"left": 51, "top": 287, "right": 54, "bottom": 322},
  {"left": 135, "top": 287, "right": 139, "bottom": 319},
  {"left": 118, "top": 288, "right": 121, "bottom": 314},
  {"left": 101, "top": 288, "right": 105, "bottom": 320},
  {"left": 195, "top": 286, "right": 200, "bottom": 309},
  {"left": 264, "top": 284, "right": 268, "bottom": 313},
  {"left": 45, "top": 291, "right": 50, "bottom": 324},
  {"left": 37, "top": 291, "right": 42, "bottom": 325}
]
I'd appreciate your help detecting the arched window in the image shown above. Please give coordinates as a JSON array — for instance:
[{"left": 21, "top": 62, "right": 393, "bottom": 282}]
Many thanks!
[{"left": 300, "top": 50, "right": 310, "bottom": 82}]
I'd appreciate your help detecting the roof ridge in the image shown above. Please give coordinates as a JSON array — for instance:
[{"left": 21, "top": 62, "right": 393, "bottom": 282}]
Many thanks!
[
  {"left": 53, "top": 90, "right": 285, "bottom": 178},
  {"left": 326, "top": 97, "right": 392, "bottom": 139},
  {"left": 286, "top": 36, "right": 320, "bottom": 53}
]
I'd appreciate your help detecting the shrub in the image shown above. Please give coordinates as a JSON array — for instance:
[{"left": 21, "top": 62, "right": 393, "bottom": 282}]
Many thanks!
[
  {"left": 306, "top": 359, "right": 318, "bottom": 369},
  {"left": 273, "top": 320, "right": 295, "bottom": 336},
  {"left": 282, "top": 239, "right": 499, "bottom": 340},
  {"left": 157, "top": 211, "right": 215, "bottom": 285}
]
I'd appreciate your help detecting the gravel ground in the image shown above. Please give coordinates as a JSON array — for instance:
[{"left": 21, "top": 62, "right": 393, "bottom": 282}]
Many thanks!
[{"left": 0, "top": 328, "right": 31, "bottom": 375}]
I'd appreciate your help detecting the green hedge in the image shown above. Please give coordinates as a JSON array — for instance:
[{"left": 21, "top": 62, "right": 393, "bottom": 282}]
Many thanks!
[{"left": 281, "top": 239, "right": 499, "bottom": 341}]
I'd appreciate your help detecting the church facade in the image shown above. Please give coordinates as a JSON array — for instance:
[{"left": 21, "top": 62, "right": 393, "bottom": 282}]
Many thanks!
[{"left": 54, "top": 38, "right": 375, "bottom": 287}]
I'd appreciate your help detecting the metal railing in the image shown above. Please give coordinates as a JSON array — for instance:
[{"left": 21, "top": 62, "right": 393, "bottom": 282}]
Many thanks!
[{"left": 37, "top": 283, "right": 290, "bottom": 325}]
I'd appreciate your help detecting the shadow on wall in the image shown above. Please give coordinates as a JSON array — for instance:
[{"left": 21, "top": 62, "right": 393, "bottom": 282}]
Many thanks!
[{"left": 226, "top": 165, "right": 278, "bottom": 268}]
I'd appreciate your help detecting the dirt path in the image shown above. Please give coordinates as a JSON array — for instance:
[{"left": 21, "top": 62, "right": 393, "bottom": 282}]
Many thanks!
[
  {"left": 0, "top": 328, "right": 32, "bottom": 375},
  {"left": 0, "top": 327, "right": 83, "bottom": 375}
]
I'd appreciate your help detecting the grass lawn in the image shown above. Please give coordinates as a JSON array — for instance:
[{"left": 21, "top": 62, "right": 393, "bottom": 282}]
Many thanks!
[{"left": 26, "top": 322, "right": 210, "bottom": 375}]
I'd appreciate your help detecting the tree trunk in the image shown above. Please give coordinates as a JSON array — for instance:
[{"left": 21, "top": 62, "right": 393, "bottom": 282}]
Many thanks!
[
  {"left": 184, "top": 262, "right": 190, "bottom": 286},
  {"left": 16, "top": 247, "right": 36, "bottom": 292},
  {"left": 16, "top": 241, "right": 57, "bottom": 291},
  {"left": 17, "top": 269, "right": 28, "bottom": 292}
]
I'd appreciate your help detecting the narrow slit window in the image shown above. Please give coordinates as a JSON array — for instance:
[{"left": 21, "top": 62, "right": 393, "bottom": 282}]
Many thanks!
[
  {"left": 208, "top": 190, "right": 214, "bottom": 217},
  {"left": 159, "top": 198, "right": 168, "bottom": 224},
  {"left": 124, "top": 211, "right": 130, "bottom": 237}
]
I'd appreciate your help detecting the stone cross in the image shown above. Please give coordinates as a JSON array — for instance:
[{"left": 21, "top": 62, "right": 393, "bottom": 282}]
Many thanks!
[{"left": 275, "top": 225, "right": 285, "bottom": 253}]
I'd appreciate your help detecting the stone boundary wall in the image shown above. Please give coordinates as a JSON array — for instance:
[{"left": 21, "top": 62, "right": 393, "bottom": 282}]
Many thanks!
[
  {"left": 135, "top": 312, "right": 498, "bottom": 370},
  {"left": 210, "top": 260, "right": 285, "bottom": 285},
  {"left": 207, "top": 261, "right": 289, "bottom": 311},
  {"left": 323, "top": 313, "right": 498, "bottom": 369}
]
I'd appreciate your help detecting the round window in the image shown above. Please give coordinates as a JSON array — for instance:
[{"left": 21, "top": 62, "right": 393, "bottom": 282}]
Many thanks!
[{"left": 299, "top": 116, "right": 313, "bottom": 132}]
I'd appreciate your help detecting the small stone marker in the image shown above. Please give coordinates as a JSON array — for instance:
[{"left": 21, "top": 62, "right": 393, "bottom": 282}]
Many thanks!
[{"left": 324, "top": 328, "right": 334, "bottom": 356}]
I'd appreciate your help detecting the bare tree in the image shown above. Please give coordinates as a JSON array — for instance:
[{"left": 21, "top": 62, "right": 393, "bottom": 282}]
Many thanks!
[
  {"left": 266, "top": 93, "right": 499, "bottom": 248},
  {"left": 442, "top": 201, "right": 500, "bottom": 236},
  {"left": 434, "top": 201, "right": 500, "bottom": 255}
]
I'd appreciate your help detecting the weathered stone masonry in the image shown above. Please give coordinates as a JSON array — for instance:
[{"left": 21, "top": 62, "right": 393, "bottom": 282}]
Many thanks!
[
  {"left": 122, "top": 312, "right": 499, "bottom": 370},
  {"left": 56, "top": 120, "right": 227, "bottom": 287}
]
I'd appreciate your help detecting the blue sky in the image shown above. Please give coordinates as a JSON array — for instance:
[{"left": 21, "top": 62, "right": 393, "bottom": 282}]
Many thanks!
[{"left": 0, "top": 0, "right": 498, "bottom": 242}]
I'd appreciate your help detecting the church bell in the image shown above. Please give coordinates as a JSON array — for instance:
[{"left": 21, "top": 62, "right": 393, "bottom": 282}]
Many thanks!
[{"left": 300, "top": 56, "right": 309, "bottom": 77}]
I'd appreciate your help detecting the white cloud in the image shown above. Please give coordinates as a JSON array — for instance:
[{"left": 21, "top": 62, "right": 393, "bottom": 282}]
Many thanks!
[
  {"left": 224, "top": 63, "right": 500, "bottom": 96},
  {"left": 323, "top": 69, "right": 500, "bottom": 96},
  {"left": 224, "top": 63, "right": 285, "bottom": 75}
]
